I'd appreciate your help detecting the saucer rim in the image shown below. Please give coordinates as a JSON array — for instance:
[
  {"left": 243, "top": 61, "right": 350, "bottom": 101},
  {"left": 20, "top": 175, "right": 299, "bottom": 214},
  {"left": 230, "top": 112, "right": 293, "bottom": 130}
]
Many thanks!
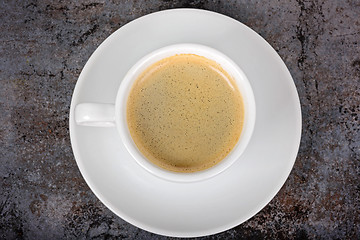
[{"left": 69, "top": 8, "right": 302, "bottom": 237}]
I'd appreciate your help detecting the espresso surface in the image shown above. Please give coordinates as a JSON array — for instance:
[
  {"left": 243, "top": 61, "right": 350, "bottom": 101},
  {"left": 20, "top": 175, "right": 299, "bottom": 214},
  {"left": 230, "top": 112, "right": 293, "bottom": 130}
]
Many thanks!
[{"left": 127, "top": 54, "right": 244, "bottom": 173}]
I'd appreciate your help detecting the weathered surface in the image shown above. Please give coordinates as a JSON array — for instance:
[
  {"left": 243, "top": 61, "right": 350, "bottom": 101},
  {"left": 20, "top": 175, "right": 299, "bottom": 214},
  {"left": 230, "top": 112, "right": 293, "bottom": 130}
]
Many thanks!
[{"left": 0, "top": 0, "right": 359, "bottom": 239}]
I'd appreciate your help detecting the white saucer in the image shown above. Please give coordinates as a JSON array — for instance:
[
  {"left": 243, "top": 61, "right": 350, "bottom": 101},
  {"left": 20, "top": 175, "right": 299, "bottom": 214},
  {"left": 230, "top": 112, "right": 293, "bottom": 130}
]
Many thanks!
[{"left": 69, "top": 9, "right": 301, "bottom": 237}]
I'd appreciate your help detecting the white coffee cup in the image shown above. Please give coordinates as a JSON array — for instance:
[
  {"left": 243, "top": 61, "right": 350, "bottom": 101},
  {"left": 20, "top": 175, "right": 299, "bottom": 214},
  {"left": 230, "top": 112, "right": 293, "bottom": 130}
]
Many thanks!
[{"left": 75, "top": 44, "right": 256, "bottom": 182}]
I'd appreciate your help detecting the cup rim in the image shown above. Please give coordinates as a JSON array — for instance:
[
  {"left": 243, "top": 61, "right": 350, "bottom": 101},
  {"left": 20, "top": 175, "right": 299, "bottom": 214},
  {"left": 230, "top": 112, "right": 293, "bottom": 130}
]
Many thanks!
[{"left": 115, "top": 43, "right": 256, "bottom": 182}]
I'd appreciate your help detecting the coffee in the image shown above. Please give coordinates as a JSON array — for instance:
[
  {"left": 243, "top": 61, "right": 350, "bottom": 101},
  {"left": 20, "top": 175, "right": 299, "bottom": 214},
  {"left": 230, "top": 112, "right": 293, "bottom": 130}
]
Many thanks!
[{"left": 126, "top": 54, "right": 244, "bottom": 173}]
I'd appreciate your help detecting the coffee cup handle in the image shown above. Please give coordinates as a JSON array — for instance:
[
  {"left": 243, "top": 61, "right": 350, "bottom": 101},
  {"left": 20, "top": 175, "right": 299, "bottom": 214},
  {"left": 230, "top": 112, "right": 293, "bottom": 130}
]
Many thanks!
[{"left": 75, "top": 103, "right": 116, "bottom": 127}]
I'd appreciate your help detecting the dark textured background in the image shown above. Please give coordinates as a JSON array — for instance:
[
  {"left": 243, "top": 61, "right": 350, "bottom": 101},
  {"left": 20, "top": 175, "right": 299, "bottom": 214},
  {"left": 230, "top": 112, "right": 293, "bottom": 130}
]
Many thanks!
[{"left": 1, "top": 0, "right": 359, "bottom": 239}]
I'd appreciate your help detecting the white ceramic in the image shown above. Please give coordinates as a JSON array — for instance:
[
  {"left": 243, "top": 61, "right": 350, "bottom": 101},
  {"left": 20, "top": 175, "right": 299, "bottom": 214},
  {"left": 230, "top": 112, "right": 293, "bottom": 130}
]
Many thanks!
[
  {"left": 75, "top": 44, "right": 256, "bottom": 182},
  {"left": 69, "top": 9, "right": 301, "bottom": 238}
]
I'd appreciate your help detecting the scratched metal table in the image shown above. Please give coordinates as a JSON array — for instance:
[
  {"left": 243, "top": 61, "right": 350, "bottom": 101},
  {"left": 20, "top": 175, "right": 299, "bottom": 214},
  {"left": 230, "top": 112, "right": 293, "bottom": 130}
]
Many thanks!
[{"left": 1, "top": 1, "right": 359, "bottom": 239}]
